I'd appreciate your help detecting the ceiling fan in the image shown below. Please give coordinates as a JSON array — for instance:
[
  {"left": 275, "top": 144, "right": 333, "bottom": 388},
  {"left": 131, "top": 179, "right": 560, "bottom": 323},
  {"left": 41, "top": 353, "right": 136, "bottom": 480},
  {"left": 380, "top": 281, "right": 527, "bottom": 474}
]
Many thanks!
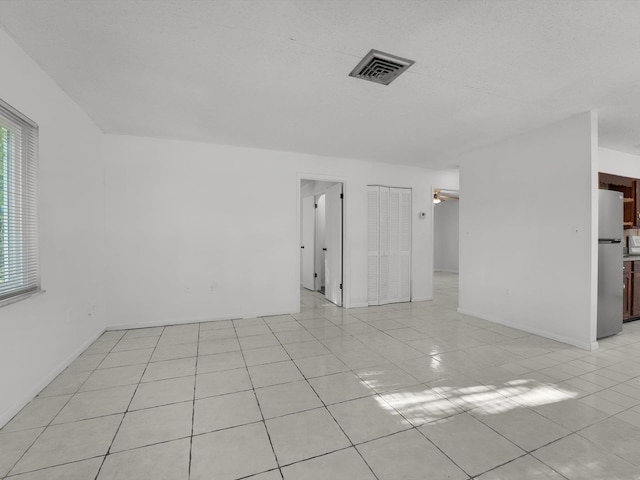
[{"left": 433, "top": 189, "right": 459, "bottom": 204}]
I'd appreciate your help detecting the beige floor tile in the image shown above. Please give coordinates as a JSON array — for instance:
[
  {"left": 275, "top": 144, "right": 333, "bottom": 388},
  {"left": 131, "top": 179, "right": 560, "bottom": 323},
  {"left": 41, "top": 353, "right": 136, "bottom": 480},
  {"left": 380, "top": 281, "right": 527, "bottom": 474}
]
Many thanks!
[
  {"left": 198, "top": 338, "right": 240, "bottom": 355},
  {"left": 129, "top": 376, "right": 195, "bottom": 410},
  {"left": 533, "top": 434, "right": 640, "bottom": 480},
  {"left": 355, "top": 364, "right": 421, "bottom": 393},
  {"left": 294, "top": 354, "right": 349, "bottom": 378},
  {"left": 275, "top": 330, "right": 316, "bottom": 344},
  {"left": 282, "top": 447, "right": 376, "bottom": 480},
  {"left": 193, "top": 390, "right": 261, "bottom": 434},
  {"left": 37, "top": 370, "right": 91, "bottom": 397},
  {"left": 357, "top": 429, "right": 468, "bottom": 480},
  {"left": 532, "top": 398, "right": 610, "bottom": 431},
  {"left": 579, "top": 416, "right": 640, "bottom": 466},
  {"left": 111, "top": 401, "right": 193, "bottom": 452},
  {"left": 328, "top": 395, "right": 409, "bottom": 443},
  {"left": 98, "top": 348, "right": 154, "bottom": 369},
  {"left": 419, "top": 412, "right": 525, "bottom": 477},
  {"left": 11, "top": 415, "right": 121, "bottom": 475},
  {"left": 98, "top": 438, "right": 190, "bottom": 480},
  {"left": 112, "top": 335, "right": 159, "bottom": 352},
  {"left": 243, "top": 345, "right": 290, "bottom": 366},
  {"left": 395, "top": 355, "right": 459, "bottom": 383},
  {"left": 248, "top": 361, "right": 304, "bottom": 388},
  {"left": 195, "top": 368, "right": 252, "bottom": 399},
  {"left": 2, "top": 395, "right": 70, "bottom": 432},
  {"left": 283, "top": 340, "right": 331, "bottom": 359},
  {"left": 196, "top": 351, "right": 245, "bottom": 374},
  {"left": 157, "top": 331, "right": 199, "bottom": 346},
  {"left": 53, "top": 385, "right": 136, "bottom": 423},
  {"left": 141, "top": 357, "right": 196, "bottom": 382},
  {"left": 79, "top": 364, "right": 146, "bottom": 391},
  {"left": 379, "top": 384, "right": 462, "bottom": 426},
  {"left": 123, "top": 327, "right": 163, "bottom": 338},
  {"left": 65, "top": 353, "right": 107, "bottom": 373},
  {"left": 238, "top": 333, "right": 280, "bottom": 350},
  {"left": 470, "top": 404, "right": 571, "bottom": 452},
  {"left": 191, "top": 423, "right": 277, "bottom": 480},
  {"left": 7, "top": 457, "right": 103, "bottom": 480},
  {"left": 236, "top": 325, "right": 272, "bottom": 337},
  {"left": 150, "top": 342, "right": 197, "bottom": 362},
  {"left": 308, "top": 371, "right": 375, "bottom": 405},
  {"left": 476, "top": 455, "right": 564, "bottom": 479},
  {"left": 0, "top": 428, "right": 43, "bottom": 477},
  {"left": 247, "top": 470, "right": 282, "bottom": 480},
  {"left": 199, "top": 319, "right": 233, "bottom": 330},
  {"left": 255, "top": 380, "right": 323, "bottom": 418},
  {"left": 266, "top": 407, "right": 350, "bottom": 465}
]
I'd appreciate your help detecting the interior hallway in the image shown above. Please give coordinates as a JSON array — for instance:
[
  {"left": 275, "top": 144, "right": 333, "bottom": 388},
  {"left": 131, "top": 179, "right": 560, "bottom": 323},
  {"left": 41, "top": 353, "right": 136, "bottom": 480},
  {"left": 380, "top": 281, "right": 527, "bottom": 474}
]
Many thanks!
[{"left": 1, "top": 274, "right": 640, "bottom": 479}]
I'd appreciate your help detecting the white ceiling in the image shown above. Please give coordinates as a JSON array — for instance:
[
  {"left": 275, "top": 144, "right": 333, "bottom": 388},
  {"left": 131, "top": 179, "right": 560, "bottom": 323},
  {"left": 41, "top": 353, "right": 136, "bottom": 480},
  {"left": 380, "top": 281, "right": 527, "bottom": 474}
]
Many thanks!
[{"left": 1, "top": 0, "right": 640, "bottom": 169}]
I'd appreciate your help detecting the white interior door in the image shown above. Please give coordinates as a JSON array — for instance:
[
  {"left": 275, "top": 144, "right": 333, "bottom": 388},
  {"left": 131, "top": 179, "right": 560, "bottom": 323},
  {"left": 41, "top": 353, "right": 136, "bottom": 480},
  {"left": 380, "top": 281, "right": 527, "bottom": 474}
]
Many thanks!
[
  {"left": 324, "top": 183, "right": 343, "bottom": 306},
  {"left": 301, "top": 195, "right": 315, "bottom": 290},
  {"left": 315, "top": 194, "right": 326, "bottom": 292}
]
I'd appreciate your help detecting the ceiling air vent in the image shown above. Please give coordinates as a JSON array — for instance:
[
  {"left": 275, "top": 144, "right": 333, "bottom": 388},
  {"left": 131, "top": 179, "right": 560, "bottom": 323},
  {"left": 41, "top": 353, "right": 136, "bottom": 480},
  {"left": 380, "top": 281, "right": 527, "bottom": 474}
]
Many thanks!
[{"left": 349, "top": 49, "right": 415, "bottom": 85}]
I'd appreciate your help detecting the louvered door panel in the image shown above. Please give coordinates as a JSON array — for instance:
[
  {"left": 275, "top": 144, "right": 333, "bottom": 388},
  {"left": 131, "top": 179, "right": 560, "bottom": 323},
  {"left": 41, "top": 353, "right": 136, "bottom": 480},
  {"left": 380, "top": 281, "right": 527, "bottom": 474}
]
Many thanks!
[
  {"left": 398, "top": 188, "right": 412, "bottom": 301},
  {"left": 367, "top": 185, "right": 411, "bottom": 306},
  {"left": 388, "top": 188, "right": 401, "bottom": 303},
  {"left": 367, "top": 186, "right": 380, "bottom": 305},
  {"left": 378, "top": 187, "right": 390, "bottom": 306}
]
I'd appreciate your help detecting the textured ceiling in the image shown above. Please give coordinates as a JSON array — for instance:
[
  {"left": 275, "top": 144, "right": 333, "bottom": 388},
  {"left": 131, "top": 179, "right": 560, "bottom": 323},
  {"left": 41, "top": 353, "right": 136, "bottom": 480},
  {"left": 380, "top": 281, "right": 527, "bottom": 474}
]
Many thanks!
[{"left": 1, "top": 0, "right": 640, "bottom": 168}]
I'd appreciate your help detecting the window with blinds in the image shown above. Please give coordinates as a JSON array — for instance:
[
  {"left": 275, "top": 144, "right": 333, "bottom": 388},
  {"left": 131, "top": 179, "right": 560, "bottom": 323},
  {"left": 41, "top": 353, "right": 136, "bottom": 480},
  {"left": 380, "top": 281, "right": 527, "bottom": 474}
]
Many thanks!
[{"left": 0, "top": 99, "right": 39, "bottom": 306}]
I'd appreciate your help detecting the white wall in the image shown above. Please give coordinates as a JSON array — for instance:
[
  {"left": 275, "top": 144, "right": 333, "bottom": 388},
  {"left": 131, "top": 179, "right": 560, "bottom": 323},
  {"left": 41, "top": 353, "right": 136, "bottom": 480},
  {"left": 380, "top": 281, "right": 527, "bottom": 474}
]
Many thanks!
[
  {"left": 0, "top": 29, "right": 106, "bottom": 426},
  {"left": 599, "top": 147, "right": 640, "bottom": 178},
  {"left": 434, "top": 199, "right": 459, "bottom": 273},
  {"left": 459, "top": 112, "right": 598, "bottom": 349},
  {"left": 103, "top": 134, "right": 455, "bottom": 328}
]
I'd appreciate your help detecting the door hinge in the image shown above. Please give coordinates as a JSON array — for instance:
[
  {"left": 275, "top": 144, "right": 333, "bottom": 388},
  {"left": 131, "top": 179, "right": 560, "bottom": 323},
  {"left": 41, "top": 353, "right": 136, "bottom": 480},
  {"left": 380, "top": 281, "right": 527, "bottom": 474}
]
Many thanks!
[
  {"left": 339, "top": 283, "right": 343, "bottom": 290},
  {"left": 340, "top": 193, "right": 344, "bottom": 199},
  {"left": 315, "top": 204, "right": 318, "bottom": 209},
  {"left": 314, "top": 273, "right": 318, "bottom": 278}
]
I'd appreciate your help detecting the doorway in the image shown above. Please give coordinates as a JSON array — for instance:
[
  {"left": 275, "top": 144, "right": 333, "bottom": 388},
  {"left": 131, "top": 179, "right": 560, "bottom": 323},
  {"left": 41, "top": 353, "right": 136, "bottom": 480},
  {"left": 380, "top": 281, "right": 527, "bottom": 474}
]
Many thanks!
[
  {"left": 432, "top": 188, "right": 460, "bottom": 306},
  {"left": 300, "top": 179, "right": 343, "bottom": 307}
]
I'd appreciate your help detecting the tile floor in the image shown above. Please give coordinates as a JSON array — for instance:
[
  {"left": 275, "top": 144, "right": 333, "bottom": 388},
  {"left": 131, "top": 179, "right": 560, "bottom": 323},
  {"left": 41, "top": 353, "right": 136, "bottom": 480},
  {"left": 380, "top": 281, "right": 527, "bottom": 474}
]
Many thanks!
[{"left": 2, "top": 272, "right": 640, "bottom": 479}]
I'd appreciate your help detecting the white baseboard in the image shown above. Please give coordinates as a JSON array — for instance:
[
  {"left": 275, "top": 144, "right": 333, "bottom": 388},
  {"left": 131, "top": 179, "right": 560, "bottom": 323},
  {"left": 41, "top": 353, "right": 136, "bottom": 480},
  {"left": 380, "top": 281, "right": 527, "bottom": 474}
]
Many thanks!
[
  {"left": 107, "top": 309, "right": 299, "bottom": 331},
  {"left": 434, "top": 269, "right": 459, "bottom": 273},
  {"left": 346, "top": 302, "right": 369, "bottom": 309},
  {"left": 0, "top": 326, "right": 106, "bottom": 428},
  {"left": 456, "top": 308, "right": 595, "bottom": 351},
  {"left": 411, "top": 296, "right": 433, "bottom": 303}
]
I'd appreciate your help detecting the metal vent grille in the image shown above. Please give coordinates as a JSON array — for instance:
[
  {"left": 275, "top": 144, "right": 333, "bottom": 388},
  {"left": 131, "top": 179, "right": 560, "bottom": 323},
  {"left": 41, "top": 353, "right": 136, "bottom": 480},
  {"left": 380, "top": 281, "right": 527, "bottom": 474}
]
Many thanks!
[{"left": 349, "top": 49, "right": 415, "bottom": 85}]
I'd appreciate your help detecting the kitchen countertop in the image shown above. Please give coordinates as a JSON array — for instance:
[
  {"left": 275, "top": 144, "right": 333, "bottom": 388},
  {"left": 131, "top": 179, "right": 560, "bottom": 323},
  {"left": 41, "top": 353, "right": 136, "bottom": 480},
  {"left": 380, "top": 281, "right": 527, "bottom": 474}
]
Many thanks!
[{"left": 624, "top": 255, "right": 640, "bottom": 261}]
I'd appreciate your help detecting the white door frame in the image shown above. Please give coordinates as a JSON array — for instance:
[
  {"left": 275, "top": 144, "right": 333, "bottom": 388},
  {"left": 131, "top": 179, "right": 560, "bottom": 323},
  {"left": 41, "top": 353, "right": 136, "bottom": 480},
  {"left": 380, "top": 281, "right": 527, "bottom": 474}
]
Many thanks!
[
  {"left": 431, "top": 185, "right": 460, "bottom": 300},
  {"left": 297, "top": 174, "right": 348, "bottom": 308}
]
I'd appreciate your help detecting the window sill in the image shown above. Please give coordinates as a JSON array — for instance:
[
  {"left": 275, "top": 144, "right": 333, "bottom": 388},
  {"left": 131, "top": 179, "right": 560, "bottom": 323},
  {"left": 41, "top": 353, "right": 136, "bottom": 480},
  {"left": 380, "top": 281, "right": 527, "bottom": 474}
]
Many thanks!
[{"left": 0, "top": 288, "right": 45, "bottom": 309}]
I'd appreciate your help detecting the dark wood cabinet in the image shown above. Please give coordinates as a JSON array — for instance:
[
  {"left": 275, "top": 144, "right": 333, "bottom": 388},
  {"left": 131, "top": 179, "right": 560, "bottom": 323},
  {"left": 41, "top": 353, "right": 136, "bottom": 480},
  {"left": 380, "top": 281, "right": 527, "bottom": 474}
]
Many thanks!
[{"left": 624, "top": 261, "right": 632, "bottom": 320}]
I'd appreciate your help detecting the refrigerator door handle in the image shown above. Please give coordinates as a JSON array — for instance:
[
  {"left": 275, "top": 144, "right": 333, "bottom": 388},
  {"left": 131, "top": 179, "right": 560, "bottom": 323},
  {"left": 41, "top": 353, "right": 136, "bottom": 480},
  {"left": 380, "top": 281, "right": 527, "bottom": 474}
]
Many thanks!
[{"left": 598, "top": 239, "right": 622, "bottom": 244}]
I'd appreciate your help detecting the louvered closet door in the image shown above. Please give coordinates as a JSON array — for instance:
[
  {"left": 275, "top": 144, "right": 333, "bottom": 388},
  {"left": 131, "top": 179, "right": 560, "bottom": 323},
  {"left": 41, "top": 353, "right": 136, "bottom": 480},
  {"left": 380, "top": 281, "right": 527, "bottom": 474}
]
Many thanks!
[
  {"left": 378, "top": 187, "right": 390, "bottom": 306},
  {"left": 367, "top": 186, "right": 380, "bottom": 305},
  {"left": 396, "top": 188, "right": 412, "bottom": 302},
  {"left": 367, "top": 186, "right": 411, "bottom": 306}
]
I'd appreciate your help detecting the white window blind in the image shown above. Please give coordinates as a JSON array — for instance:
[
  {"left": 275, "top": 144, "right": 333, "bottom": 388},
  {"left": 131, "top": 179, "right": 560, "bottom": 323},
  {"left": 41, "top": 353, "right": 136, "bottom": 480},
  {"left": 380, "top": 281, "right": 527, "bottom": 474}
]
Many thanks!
[{"left": 0, "top": 99, "right": 39, "bottom": 305}]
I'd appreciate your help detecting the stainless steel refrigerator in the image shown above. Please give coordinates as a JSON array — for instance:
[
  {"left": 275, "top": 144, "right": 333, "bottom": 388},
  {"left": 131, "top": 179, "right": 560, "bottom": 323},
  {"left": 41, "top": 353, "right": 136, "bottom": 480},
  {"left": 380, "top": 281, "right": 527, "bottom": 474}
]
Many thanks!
[{"left": 597, "top": 189, "right": 623, "bottom": 339}]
